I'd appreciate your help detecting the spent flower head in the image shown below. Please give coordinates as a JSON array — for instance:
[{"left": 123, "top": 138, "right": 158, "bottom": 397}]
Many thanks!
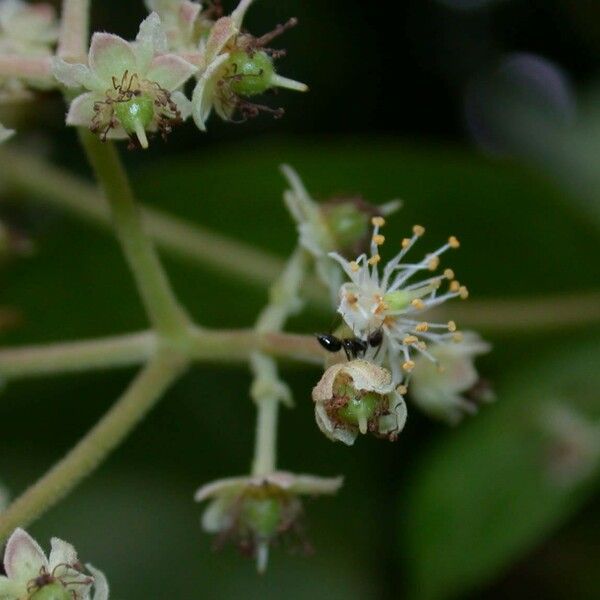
[
  {"left": 195, "top": 471, "right": 342, "bottom": 572},
  {"left": 191, "top": 0, "right": 308, "bottom": 131},
  {"left": 54, "top": 13, "right": 196, "bottom": 149},
  {"left": 410, "top": 331, "right": 492, "bottom": 425},
  {"left": 281, "top": 165, "right": 401, "bottom": 303},
  {"left": 312, "top": 359, "right": 407, "bottom": 445},
  {"left": 330, "top": 218, "right": 468, "bottom": 385},
  {"left": 0, "top": 528, "right": 108, "bottom": 600}
]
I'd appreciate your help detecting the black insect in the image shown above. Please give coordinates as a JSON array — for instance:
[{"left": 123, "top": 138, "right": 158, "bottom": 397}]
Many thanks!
[{"left": 316, "top": 329, "right": 384, "bottom": 361}]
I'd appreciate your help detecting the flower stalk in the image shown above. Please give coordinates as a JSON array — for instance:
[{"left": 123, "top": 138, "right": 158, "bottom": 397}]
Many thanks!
[
  {"left": 0, "top": 351, "right": 188, "bottom": 543},
  {"left": 78, "top": 129, "right": 192, "bottom": 340},
  {"left": 57, "top": 0, "right": 90, "bottom": 63}
]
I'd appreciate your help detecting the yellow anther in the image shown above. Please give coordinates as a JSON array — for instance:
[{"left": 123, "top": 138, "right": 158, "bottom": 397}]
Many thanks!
[
  {"left": 453, "top": 332, "right": 464, "bottom": 343},
  {"left": 402, "top": 360, "right": 415, "bottom": 372},
  {"left": 428, "top": 256, "right": 440, "bottom": 271},
  {"left": 413, "top": 225, "right": 425, "bottom": 237},
  {"left": 372, "top": 234, "right": 385, "bottom": 246},
  {"left": 397, "top": 385, "right": 408, "bottom": 395},
  {"left": 401, "top": 238, "right": 411, "bottom": 249},
  {"left": 459, "top": 286, "right": 469, "bottom": 300},
  {"left": 403, "top": 335, "right": 418, "bottom": 345},
  {"left": 346, "top": 293, "right": 358, "bottom": 305},
  {"left": 417, "top": 341, "right": 427, "bottom": 350},
  {"left": 368, "top": 254, "right": 381, "bottom": 266},
  {"left": 350, "top": 261, "right": 360, "bottom": 272},
  {"left": 450, "top": 280, "right": 460, "bottom": 293},
  {"left": 415, "top": 322, "right": 429, "bottom": 332},
  {"left": 371, "top": 216, "right": 385, "bottom": 227},
  {"left": 411, "top": 299, "right": 425, "bottom": 310},
  {"left": 447, "top": 320, "right": 457, "bottom": 332},
  {"left": 448, "top": 236, "right": 460, "bottom": 249},
  {"left": 444, "top": 268, "right": 455, "bottom": 279}
]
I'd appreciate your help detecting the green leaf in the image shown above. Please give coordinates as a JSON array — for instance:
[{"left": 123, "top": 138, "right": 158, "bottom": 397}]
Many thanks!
[{"left": 401, "top": 338, "right": 600, "bottom": 600}]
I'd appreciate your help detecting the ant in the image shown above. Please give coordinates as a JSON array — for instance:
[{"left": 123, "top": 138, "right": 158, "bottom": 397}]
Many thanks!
[{"left": 316, "top": 329, "right": 383, "bottom": 361}]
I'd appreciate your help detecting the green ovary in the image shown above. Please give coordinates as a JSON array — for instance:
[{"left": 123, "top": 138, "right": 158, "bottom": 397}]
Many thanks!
[
  {"left": 114, "top": 95, "right": 155, "bottom": 134},
  {"left": 338, "top": 392, "right": 381, "bottom": 427},
  {"left": 30, "top": 582, "right": 72, "bottom": 600},
  {"left": 242, "top": 496, "right": 282, "bottom": 538},
  {"left": 226, "top": 50, "right": 275, "bottom": 96}
]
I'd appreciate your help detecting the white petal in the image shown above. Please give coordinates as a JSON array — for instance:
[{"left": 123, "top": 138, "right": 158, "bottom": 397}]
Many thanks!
[
  {"left": 146, "top": 54, "right": 196, "bottom": 90},
  {"left": 48, "top": 537, "right": 78, "bottom": 571},
  {"left": 172, "top": 90, "right": 192, "bottom": 120},
  {"left": 89, "top": 33, "right": 138, "bottom": 84},
  {"left": 87, "top": 564, "right": 109, "bottom": 600},
  {"left": 52, "top": 58, "right": 103, "bottom": 90},
  {"left": 231, "top": 0, "right": 254, "bottom": 28},
  {"left": 191, "top": 53, "right": 229, "bottom": 131},
  {"left": 202, "top": 17, "right": 236, "bottom": 65},
  {"left": 3, "top": 528, "right": 48, "bottom": 583},
  {"left": 135, "top": 12, "right": 168, "bottom": 73},
  {"left": 65, "top": 92, "right": 98, "bottom": 127},
  {"left": 287, "top": 474, "right": 344, "bottom": 495},
  {"left": 194, "top": 476, "right": 249, "bottom": 502},
  {"left": 201, "top": 497, "right": 233, "bottom": 533}
]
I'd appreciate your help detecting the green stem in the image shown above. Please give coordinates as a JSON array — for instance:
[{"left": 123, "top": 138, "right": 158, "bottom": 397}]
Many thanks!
[
  {"left": 251, "top": 249, "right": 308, "bottom": 476},
  {"left": 0, "top": 351, "right": 188, "bottom": 542},
  {"left": 78, "top": 131, "right": 191, "bottom": 339},
  {"left": 0, "top": 331, "right": 156, "bottom": 379}
]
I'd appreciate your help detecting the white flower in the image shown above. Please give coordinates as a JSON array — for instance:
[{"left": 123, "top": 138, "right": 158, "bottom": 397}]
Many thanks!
[
  {"left": 191, "top": 0, "right": 308, "bottom": 131},
  {"left": 410, "top": 331, "right": 492, "bottom": 424},
  {"left": 53, "top": 13, "right": 196, "bottom": 148},
  {"left": 0, "top": 528, "right": 108, "bottom": 600},
  {"left": 281, "top": 164, "right": 401, "bottom": 304},
  {"left": 195, "top": 471, "right": 342, "bottom": 573},
  {"left": 0, "top": 122, "right": 14, "bottom": 143},
  {"left": 330, "top": 218, "right": 468, "bottom": 385},
  {"left": 312, "top": 359, "right": 407, "bottom": 445},
  {"left": 0, "top": 0, "right": 58, "bottom": 55},
  {"left": 144, "top": 0, "right": 206, "bottom": 52}
]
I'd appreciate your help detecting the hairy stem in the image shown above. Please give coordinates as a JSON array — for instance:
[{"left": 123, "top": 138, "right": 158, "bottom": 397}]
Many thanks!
[
  {"left": 0, "top": 352, "right": 188, "bottom": 542},
  {"left": 0, "top": 331, "right": 156, "bottom": 379},
  {"left": 78, "top": 131, "right": 192, "bottom": 339},
  {"left": 57, "top": 0, "right": 90, "bottom": 63}
]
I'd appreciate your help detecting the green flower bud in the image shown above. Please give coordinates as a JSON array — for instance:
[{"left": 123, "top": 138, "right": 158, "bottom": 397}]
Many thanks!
[
  {"left": 30, "top": 583, "right": 72, "bottom": 600},
  {"left": 227, "top": 50, "right": 276, "bottom": 97}
]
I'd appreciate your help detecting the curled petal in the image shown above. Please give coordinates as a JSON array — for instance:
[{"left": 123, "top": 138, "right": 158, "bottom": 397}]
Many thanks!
[
  {"left": 89, "top": 33, "right": 138, "bottom": 84},
  {"left": 4, "top": 528, "right": 48, "bottom": 583},
  {"left": 87, "top": 564, "right": 110, "bottom": 600},
  {"left": 231, "top": 0, "right": 254, "bottom": 28},
  {"left": 146, "top": 54, "right": 196, "bottom": 90},
  {"left": 66, "top": 92, "right": 98, "bottom": 127},
  {"left": 201, "top": 497, "right": 235, "bottom": 533},
  {"left": 203, "top": 17, "right": 236, "bottom": 65},
  {"left": 286, "top": 474, "right": 344, "bottom": 495},
  {"left": 315, "top": 402, "right": 358, "bottom": 445},
  {"left": 191, "top": 52, "right": 229, "bottom": 131},
  {"left": 194, "top": 476, "right": 248, "bottom": 502}
]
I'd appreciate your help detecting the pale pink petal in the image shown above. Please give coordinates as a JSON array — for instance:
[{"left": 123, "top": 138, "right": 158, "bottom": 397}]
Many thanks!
[
  {"left": 146, "top": 54, "right": 196, "bottom": 90},
  {"left": 191, "top": 53, "right": 229, "bottom": 131},
  {"left": 89, "top": 33, "right": 138, "bottom": 84},
  {"left": 4, "top": 528, "right": 48, "bottom": 583},
  {"left": 203, "top": 17, "right": 236, "bottom": 65},
  {"left": 66, "top": 92, "right": 98, "bottom": 127},
  {"left": 135, "top": 12, "right": 168, "bottom": 73},
  {"left": 180, "top": 1, "right": 201, "bottom": 36},
  {"left": 48, "top": 538, "right": 78, "bottom": 571},
  {"left": 194, "top": 476, "right": 250, "bottom": 502},
  {"left": 53, "top": 58, "right": 103, "bottom": 90}
]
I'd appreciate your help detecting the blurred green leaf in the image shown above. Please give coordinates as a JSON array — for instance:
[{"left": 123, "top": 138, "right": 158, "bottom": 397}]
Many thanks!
[{"left": 401, "top": 339, "right": 600, "bottom": 600}]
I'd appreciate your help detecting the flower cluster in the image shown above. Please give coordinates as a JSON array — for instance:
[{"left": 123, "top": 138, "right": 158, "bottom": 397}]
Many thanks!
[
  {"left": 0, "top": 528, "right": 108, "bottom": 599},
  {"left": 195, "top": 471, "right": 342, "bottom": 572},
  {"left": 53, "top": 0, "right": 307, "bottom": 147}
]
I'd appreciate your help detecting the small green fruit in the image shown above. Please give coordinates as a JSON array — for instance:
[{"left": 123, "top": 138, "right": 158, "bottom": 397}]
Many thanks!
[
  {"left": 338, "top": 392, "right": 381, "bottom": 430},
  {"left": 30, "top": 582, "right": 72, "bottom": 600},
  {"left": 227, "top": 50, "right": 275, "bottom": 97}
]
